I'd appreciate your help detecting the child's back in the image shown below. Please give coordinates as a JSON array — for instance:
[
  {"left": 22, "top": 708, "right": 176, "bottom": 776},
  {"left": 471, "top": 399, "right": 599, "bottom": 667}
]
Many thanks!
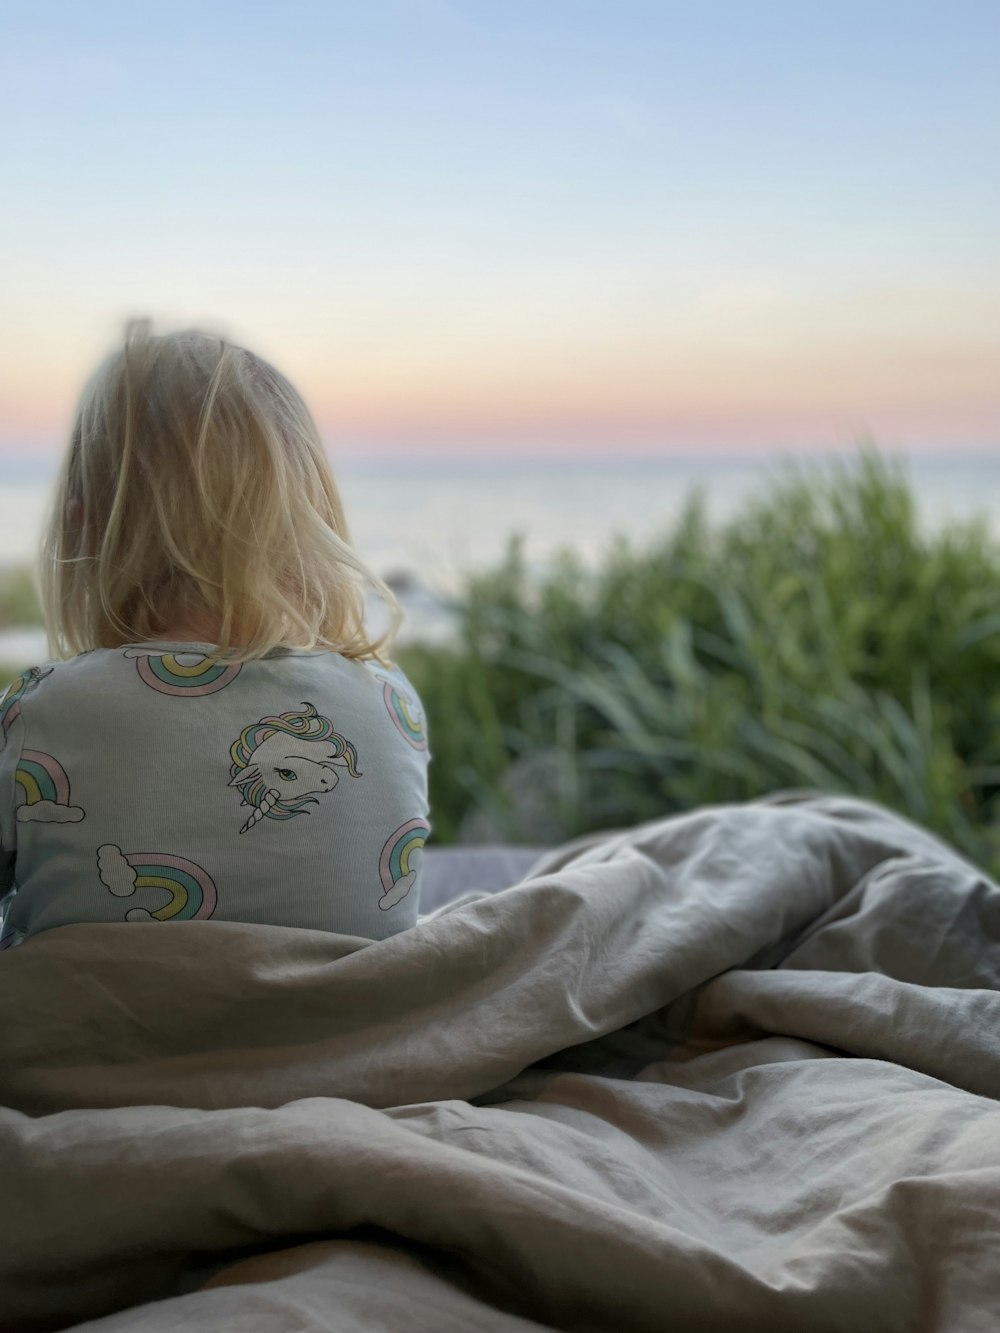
[
  {"left": 0, "top": 641, "right": 429, "bottom": 947},
  {"left": 0, "top": 318, "right": 431, "bottom": 948}
]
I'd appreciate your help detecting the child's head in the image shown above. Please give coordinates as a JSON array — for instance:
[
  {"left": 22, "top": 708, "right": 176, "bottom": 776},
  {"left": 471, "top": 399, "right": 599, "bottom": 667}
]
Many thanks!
[{"left": 40, "top": 318, "right": 400, "bottom": 665}]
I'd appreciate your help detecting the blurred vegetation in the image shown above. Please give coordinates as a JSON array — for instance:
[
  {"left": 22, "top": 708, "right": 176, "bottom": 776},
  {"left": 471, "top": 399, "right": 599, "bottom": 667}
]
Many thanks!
[
  {"left": 0, "top": 566, "right": 41, "bottom": 632},
  {"left": 398, "top": 447, "right": 1000, "bottom": 879},
  {"left": 0, "top": 566, "right": 44, "bottom": 695}
]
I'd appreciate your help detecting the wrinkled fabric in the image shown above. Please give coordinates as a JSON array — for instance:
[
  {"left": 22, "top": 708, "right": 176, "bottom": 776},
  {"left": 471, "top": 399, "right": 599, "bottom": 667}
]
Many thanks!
[{"left": 2, "top": 791, "right": 999, "bottom": 1332}]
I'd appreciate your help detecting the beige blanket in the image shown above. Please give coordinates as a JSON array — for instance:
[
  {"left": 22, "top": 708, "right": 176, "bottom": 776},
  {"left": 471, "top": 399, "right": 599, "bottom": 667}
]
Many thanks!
[{"left": 3, "top": 790, "right": 1000, "bottom": 1331}]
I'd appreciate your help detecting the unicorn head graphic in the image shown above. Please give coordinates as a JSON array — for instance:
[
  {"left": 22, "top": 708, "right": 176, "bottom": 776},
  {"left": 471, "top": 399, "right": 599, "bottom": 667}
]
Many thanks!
[{"left": 228, "top": 701, "right": 361, "bottom": 833}]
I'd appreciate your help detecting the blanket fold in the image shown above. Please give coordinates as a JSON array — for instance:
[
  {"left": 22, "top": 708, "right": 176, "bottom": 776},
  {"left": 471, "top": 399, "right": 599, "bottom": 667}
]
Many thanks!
[{"left": 3, "top": 792, "right": 1000, "bottom": 1332}]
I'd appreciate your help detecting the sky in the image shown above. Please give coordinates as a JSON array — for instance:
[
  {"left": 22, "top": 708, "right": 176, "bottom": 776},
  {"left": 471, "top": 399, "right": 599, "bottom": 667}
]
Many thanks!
[{"left": 1, "top": 0, "right": 998, "bottom": 458}]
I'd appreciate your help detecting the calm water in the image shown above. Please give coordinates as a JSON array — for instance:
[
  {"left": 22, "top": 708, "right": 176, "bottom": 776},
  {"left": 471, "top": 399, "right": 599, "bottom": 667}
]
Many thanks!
[{"left": 2, "top": 449, "right": 1000, "bottom": 658}]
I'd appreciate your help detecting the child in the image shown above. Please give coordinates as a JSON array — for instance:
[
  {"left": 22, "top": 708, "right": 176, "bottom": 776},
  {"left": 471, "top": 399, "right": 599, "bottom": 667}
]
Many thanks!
[{"left": 0, "top": 320, "right": 430, "bottom": 949}]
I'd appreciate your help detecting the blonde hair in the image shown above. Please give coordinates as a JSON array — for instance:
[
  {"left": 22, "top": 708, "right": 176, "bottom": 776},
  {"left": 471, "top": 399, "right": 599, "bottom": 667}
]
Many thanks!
[{"left": 39, "top": 319, "right": 401, "bottom": 666}]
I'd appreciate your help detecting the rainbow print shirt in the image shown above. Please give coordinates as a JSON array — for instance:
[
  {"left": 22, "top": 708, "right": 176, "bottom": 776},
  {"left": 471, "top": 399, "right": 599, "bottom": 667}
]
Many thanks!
[{"left": 0, "top": 642, "right": 430, "bottom": 949}]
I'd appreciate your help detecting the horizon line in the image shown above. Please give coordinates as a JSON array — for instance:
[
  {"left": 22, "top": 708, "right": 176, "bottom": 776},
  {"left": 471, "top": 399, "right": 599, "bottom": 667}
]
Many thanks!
[{"left": 1, "top": 439, "right": 999, "bottom": 467}]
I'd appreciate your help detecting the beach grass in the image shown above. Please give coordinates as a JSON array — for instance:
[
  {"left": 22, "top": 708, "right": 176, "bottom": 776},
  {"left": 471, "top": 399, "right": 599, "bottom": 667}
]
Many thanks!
[{"left": 399, "top": 446, "right": 1000, "bottom": 875}]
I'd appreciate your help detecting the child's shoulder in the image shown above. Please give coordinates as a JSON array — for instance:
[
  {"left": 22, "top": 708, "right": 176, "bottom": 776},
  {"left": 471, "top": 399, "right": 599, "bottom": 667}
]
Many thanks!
[
  {"left": 2, "top": 645, "right": 120, "bottom": 687},
  {"left": 1, "top": 646, "right": 161, "bottom": 711},
  {"left": 0, "top": 646, "right": 422, "bottom": 711},
  {"left": 0, "top": 660, "right": 64, "bottom": 757},
  {"left": 1, "top": 659, "right": 61, "bottom": 707}
]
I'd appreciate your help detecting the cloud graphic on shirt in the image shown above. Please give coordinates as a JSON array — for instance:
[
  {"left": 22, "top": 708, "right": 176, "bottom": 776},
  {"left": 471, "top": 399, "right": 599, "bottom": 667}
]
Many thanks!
[
  {"left": 97, "top": 843, "right": 137, "bottom": 896},
  {"left": 16, "top": 801, "right": 84, "bottom": 824},
  {"left": 379, "top": 870, "right": 416, "bottom": 911}
]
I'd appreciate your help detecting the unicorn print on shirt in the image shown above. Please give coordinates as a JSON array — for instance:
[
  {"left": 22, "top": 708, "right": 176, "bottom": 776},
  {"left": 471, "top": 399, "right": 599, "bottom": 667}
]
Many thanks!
[{"left": 228, "top": 700, "right": 361, "bottom": 833}]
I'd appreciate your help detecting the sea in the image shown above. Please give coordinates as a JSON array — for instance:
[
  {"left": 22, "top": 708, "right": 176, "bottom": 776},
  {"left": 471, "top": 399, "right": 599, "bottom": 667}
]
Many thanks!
[{"left": 2, "top": 449, "right": 999, "bottom": 662}]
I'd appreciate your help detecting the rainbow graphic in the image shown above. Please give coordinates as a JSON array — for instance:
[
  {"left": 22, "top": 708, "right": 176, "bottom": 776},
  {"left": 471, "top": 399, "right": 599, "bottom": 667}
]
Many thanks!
[
  {"left": 378, "top": 817, "right": 429, "bottom": 910},
  {"left": 97, "top": 844, "right": 218, "bottom": 921},
  {"left": 1, "top": 665, "right": 53, "bottom": 744},
  {"left": 1, "top": 691, "right": 23, "bottom": 741},
  {"left": 15, "top": 749, "right": 85, "bottom": 823},
  {"left": 124, "top": 648, "right": 242, "bottom": 696},
  {"left": 381, "top": 678, "right": 428, "bottom": 751}
]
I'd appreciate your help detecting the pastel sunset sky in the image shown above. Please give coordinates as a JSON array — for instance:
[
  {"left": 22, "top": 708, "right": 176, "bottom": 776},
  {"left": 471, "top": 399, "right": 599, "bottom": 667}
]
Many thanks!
[{"left": 2, "top": 0, "right": 998, "bottom": 457}]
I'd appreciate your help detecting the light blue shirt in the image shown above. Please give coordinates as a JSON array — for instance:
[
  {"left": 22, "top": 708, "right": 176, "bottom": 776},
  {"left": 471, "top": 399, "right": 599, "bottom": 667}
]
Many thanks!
[{"left": 0, "top": 641, "right": 431, "bottom": 948}]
